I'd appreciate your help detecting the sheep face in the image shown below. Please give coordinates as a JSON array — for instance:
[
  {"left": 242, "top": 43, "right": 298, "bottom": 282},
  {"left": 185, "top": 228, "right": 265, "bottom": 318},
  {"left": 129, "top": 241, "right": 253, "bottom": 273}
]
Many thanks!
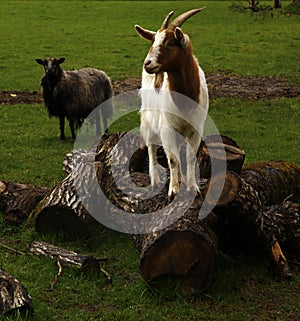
[{"left": 36, "top": 57, "right": 65, "bottom": 78}]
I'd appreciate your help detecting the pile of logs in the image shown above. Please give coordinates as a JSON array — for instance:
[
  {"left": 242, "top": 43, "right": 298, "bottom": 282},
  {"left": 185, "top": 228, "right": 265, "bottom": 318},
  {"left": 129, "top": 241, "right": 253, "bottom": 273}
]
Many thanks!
[{"left": 0, "top": 132, "right": 299, "bottom": 308}]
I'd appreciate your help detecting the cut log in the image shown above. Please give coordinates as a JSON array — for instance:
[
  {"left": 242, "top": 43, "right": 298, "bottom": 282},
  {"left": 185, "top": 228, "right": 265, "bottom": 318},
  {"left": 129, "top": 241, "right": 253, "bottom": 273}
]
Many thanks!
[
  {"left": 261, "top": 199, "right": 300, "bottom": 255},
  {"left": 198, "top": 134, "right": 246, "bottom": 178},
  {"left": 0, "top": 180, "right": 50, "bottom": 224},
  {"left": 241, "top": 160, "right": 300, "bottom": 205},
  {"left": 92, "top": 132, "right": 218, "bottom": 295},
  {"left": 128, "top": 133, "right": 246, "bottom": 178},
  {"left": 27, "top": 154, "right": 101, "bottom": 239},
  {"left": 131, "top": 199, "right": 218, "bottom": 295},
  {"left": 0, "top": 268, "right": 33, "bottom": 316},
  {"left": 207, "top": 171, "right": 293, "bottom": 278}
]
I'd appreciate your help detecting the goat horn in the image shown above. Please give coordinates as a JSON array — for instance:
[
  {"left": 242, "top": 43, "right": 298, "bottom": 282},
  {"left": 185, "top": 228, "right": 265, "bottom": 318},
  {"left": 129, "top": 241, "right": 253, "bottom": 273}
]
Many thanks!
[
  {"left": 161, "top": 11, "right": 174, "bottom": 29},
  {"left": 168, "top": 7, "right": 206, "bottom": 31}
]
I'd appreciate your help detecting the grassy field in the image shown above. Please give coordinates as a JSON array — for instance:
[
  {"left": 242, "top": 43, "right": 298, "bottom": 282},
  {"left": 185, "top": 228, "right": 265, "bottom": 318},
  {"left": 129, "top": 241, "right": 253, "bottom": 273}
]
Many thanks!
[
  {"left": 0, "top": 1, "right": 299, "bottom": 90},
  {"left": 0, "top": 1, "right": 299, "bottom": 320}
]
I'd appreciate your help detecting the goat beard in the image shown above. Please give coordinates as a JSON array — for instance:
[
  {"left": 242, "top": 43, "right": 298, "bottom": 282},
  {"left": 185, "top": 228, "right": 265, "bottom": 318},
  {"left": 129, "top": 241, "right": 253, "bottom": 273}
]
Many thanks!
[{"left": 154, "top": 72, "right": 164, "bottom": 92}]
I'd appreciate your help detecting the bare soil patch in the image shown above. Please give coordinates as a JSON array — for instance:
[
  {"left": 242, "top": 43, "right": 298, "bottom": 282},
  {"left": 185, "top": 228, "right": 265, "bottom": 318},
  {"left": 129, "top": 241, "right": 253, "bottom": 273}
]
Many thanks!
[{"left": 1, "top": 74, "right": 299, "bottom": 105}]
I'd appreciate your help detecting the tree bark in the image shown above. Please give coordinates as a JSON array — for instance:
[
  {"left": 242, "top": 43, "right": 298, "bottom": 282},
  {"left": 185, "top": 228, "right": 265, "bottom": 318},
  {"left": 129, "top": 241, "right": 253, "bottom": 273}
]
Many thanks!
[
  {"left": 262, "top": 199, "right": 300, "bottom": 255},
  {"left": 0, "top": 180, "right": 50, "bottom": 224},
  {"left": 198, "top": 134, "right": 246, "bottom": 178},
  {"left": 207, "top": 171, "right": 298, "bottom": 278},
  {"left": 130, "top": 193, "right": 218, "bottom": 295},
  {"left": 28, "top": 241, "right": 108, "bottom": 275},
  {"left": 241, "top": 160, "right": 300, "bottom": 205},
  {"left": 91, "top": 132, "right": 219, "bottom": 294},
  {"left": 0, "top": 268, "right": 33, "bottom": 316},
  {"left": 27, "top": 153, "right": 101, "bottom": 239}
]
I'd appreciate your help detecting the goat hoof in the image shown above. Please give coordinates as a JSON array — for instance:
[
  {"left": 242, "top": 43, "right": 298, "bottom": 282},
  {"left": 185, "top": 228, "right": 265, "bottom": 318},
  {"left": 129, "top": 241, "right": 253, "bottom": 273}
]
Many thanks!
[
  {"left": 187, "top": 183, "right": 200, "bottom": 194},
  {"left": 168, "top": 185, "right": 179, "bottom": 200}
]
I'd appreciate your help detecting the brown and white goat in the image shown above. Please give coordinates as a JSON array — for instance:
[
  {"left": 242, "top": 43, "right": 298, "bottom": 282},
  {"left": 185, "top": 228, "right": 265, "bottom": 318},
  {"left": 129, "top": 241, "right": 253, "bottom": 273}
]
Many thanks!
[{"left": 135, "top": 8, "right": 209, "bottom": 198}]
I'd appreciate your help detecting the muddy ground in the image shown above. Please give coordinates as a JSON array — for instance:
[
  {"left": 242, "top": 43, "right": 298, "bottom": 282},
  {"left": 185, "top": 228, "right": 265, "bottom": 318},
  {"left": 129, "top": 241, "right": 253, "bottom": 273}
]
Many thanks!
[{"left": 0, "top": 73, "right": 299, "bottom": 105}]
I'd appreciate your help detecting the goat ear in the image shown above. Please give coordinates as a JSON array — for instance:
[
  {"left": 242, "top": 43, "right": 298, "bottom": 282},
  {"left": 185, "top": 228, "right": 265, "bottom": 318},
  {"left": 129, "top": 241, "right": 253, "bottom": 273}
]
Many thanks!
[
  {"left": 36, "top": 59, "right": 44, "bottom": 65},
  {"left": 58, "top": 57, "right": 65, "bottom": 64},
  {"left": 174, "top": 27, "right": 186, "bottom": 46},
  {"left": 135, "top": 25, "right": 155, "bottom": 41}
]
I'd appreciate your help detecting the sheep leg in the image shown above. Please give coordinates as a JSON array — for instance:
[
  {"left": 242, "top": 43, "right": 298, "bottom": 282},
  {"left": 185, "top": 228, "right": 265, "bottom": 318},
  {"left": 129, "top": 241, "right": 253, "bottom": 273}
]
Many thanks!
[
  {"left": 69, "top": 119, "right": 76, "bottom": 140},
  {"left": 59, "top": 116, "right": 65, "bottom": 140},
  {"left": 186, "top": 132, "right": 201, "bottom": 193}
]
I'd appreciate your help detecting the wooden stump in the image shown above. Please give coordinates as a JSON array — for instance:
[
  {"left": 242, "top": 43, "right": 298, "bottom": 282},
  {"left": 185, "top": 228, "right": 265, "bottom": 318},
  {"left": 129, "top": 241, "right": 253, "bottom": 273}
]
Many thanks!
[
  {"left": 0, "top": 269, "right": 33, "bottom": 316},
  {"left": 0, "top": 181, "right": 49, "bottom": 224}
]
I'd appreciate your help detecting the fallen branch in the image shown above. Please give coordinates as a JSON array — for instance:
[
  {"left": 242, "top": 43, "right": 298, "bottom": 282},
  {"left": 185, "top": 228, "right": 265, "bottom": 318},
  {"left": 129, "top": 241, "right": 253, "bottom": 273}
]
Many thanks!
[
  {"left": 28, "top": 241, "right": 111, "bottom": 287},
  {"left": 0, "top": 242, "right": 25, "bottom": 256}
]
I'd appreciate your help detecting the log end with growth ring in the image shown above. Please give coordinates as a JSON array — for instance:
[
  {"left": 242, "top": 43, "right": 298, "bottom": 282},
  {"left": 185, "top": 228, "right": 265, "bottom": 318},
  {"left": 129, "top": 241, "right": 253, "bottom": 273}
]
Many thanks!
[{"left": 140, "top": 230, "right": 217, "bottom": 295}]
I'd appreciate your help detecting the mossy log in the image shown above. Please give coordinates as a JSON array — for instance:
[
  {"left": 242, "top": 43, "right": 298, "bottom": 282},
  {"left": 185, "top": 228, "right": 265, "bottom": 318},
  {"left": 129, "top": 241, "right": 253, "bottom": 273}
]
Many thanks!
[
  {"left": 0, "top": 180, "right": 50, "bottom": 224},
  {"left": 241, "top": 160, "right": 300, "bottom": 205},
  {"left": 0, "top": 268, "right": 33, "bottom": 316}
]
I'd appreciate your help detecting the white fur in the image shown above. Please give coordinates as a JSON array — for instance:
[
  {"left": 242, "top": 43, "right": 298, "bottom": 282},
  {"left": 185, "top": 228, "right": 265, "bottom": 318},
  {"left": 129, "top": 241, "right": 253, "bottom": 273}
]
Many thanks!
[{"left": 139, "top": 34, "right": 209, "bottom": 198}]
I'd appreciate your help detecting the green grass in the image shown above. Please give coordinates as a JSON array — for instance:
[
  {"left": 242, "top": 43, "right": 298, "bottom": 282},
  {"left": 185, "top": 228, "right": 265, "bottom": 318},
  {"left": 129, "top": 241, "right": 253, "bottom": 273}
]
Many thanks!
[
  {"left": 0, "top": 1, "right": 299, "bottom": 320},
  {"left": 210, "top": 97, "right": 300, "bottom": 164},
  {"left": 0, "top": 1, "right": 299, "bottom": 90}
]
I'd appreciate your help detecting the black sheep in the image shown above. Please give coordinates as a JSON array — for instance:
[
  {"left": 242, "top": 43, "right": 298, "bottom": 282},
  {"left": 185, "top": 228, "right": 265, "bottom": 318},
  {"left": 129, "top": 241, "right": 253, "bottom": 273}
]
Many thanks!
[{"left": 36, "top": 57, "right": 113, "bottom": 140}]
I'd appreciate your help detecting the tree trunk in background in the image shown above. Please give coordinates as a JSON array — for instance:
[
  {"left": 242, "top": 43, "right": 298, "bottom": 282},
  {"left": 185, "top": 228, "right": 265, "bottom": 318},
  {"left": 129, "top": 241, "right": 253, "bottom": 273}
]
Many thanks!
[
  {"left": 0, "top": 269, "right": 33, "bottom": 316},
  {"left": 0, "top": 180, "right": 50, "bottom": 224}
]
